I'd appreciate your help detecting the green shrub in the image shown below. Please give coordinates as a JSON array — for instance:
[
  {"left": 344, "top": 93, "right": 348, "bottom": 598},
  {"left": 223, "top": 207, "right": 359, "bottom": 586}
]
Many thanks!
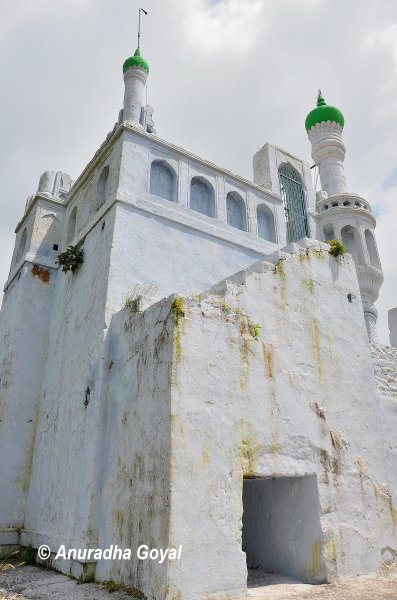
[
  {"left": 56, "top": 244, "right": 84, "bottom": 273},
  {"left": 328, "top": 239, "right": 346, "bottom": 257}
]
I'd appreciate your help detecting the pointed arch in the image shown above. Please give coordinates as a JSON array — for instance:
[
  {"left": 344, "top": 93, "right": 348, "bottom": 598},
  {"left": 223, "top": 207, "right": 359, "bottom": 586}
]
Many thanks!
[
  {"left": 226, "top": 191, "right": 246, "bottom": 231},
  {"left": 67, "top": 206, "right": 77, "bottom": 244},
  {"left": 16, "top": 228, "right": 27, "bottom": 263},
  {"left": 96, "top": 165, "right": 109, "bottom": 210},
  {"left": 38, "top": 214, "right": 61, "bottom": 256},
  {"left": 341, "top": 225, "right": 360, "bottom": 265},
  {"left": 365, "top": 229, "right": 381, "bottom": 269},
  {"left": 322, "top": 223, "right": 335, "bottom": 242},
  {"left": 150, "top": 160, "right": 177, "bottom": 202},
  {"left": 257, "top": 205, "right": 275, "bottom": 242},
  {"left": 278, "top": 163, "right": 308, "bottom": 243},
  {"left": 190, "top": 177, "right": 215, "bottom": 217}
]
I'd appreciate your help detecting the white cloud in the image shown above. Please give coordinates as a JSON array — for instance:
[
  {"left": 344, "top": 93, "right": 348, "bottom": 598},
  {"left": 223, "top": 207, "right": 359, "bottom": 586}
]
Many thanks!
[{"left": 177, "top": 0, "right": 264, "bottom": 53}]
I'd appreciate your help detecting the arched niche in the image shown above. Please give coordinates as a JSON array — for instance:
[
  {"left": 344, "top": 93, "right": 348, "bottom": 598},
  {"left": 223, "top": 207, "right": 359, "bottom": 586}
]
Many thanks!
[
  {"left": 323, "top": 223, "right": 335, "bottom": 242},
  {"left": 341, "top": 225, "right": 360, "bottom": 265},
  {"left": 365, "top": 229, "right": 381, "bottom": 269},
  {"left": 96, "top": 165, "right": 109, "bottom": 210},
  {"left": 257, "top": 205, "right": 275, "bottom": 242},
  {"left": 190, "top": 176, "right": 215, "bottom": 217},
  {"left": 67, "top": 206, "right": 77, "bottom": 244},
  {"left": 16, "top": 228, "right": 27, "bottom": 263},
  {"left": 38, "top": 214, "right": 61, "bottom": 256},
  {"left": 150, "top": 160, "right": 177, "bottom": 202},
  {"left": 226, "top": 191, "right": 246, "bottom": 231}
]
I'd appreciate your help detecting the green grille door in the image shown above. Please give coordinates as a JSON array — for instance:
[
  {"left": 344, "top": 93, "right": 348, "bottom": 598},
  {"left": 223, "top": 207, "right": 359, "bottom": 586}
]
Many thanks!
[{"left": 278, "top": 164, "right": 308, "bottom": 243}]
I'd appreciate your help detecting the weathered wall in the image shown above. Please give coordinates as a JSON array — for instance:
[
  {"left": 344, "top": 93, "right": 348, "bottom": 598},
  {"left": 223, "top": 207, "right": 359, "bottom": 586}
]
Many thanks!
[
  {"left": 165, "top": 242, "right": 397, "bottom": 598},
  {"left": 22, "top": 208, "right": 116, "bottom": 556},
  {"left": 93, "top": 300, "right": 175, "bottom": 599},
  {"left": 371, "top": 343, "right": 397, "bottom": 401},
  {"left": 0, "top": 262, "right": 56, "bottom": 552},
  {"left": 107, "top": 202, "right": 271, "bottom": 315}
]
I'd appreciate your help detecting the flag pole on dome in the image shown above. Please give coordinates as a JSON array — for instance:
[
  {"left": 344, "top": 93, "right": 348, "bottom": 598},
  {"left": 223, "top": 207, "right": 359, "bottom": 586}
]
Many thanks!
[{"left": 138, "top": 8, "right": 148, "bottom": 49}]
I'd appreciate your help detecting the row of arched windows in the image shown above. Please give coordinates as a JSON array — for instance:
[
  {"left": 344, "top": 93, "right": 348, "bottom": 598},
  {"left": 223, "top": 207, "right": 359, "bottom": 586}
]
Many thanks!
[
  {"left": 149, "top": 160, "right": 276, "bottom": 242},
  {"left": 66, "top": 165, "right": 110, "bottom": 244},
  {"left": 323, "top": 223, "right": 381, "bottom": 269}
]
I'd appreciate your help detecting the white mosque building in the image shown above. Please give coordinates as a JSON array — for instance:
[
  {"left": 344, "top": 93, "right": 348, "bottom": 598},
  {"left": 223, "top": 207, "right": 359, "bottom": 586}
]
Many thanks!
[{"left": 0, "top": 44, "right": 396, "bottom": 600}]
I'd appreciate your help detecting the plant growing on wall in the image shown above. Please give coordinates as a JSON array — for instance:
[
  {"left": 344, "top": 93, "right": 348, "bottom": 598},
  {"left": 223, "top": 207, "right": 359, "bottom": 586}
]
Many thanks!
[
  {"left": 328, "top": 239, "right": 346, "bottom": 257},
  {"left": 250, "top": 323, "right": 262, "bottom": 338},
  {"left": 56, "top": 244, "right": 84, "bottom": 273}
]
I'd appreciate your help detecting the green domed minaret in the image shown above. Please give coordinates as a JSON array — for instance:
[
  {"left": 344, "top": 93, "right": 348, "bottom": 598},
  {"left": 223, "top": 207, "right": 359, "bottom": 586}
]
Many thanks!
[
  {"left": 123, "top": 47, "right": 149, "bottom": 74},
  {"left": 305, "top": 90, "right": 344, "bottom": 131}
]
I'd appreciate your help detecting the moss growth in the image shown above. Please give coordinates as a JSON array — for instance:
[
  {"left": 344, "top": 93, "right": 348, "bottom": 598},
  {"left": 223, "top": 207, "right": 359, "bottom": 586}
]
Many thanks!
[
  {"left": 307, "top": 539, "right": 323, "bottom": 579},
  {"left": 275, "top": 259, "right": 287, "bottom": 306},
  {"left": 239, "top": 420, "right": 260, "bottom": 476},
  {"left": 124, "top": 297, "right": 140, "bottom": 314},
  {"left": 250, "top": 323, "right": 261, "bottom": 338},
  {"left": 101, "top": 581, "right": 147, "bottom": 598},
  {"left": 325, "top": 538, "right": 337, "bottom": 564},
  {"left": 261, "top": 342, "right": 274, "bottom": 379},
  {"left": 311, "top": 318, "right": 323, "bottom": 381},
  {"left": 171, "top": 296, "right": 184, "bottom": 322},
  {"left": 303, "top": 278, "right": 315, "bottom": 296},
  {"left": 328, "top": 239, "right": 346, "bottom": 257},
  {"left": 220, "top": 300, "right": 230, "bottom": 313},
  {"left": 171, "top": 297, "right": 186, "bottom": 383},
  {"left": 21, "top": 546, "right": 36, "bottom": 565}
]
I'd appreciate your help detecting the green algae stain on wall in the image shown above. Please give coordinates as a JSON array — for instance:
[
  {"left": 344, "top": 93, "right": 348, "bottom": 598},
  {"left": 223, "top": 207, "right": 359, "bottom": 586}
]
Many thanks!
[
  {"left": 239, "top": 420, "right": 261, "bottom": 476},
  {"left": 261, "top": 341, "right": 274, "bottom": 379},
  {"left": 311, "top": 317, "right": 323, "bottom": 381},
  {"left": 275, "top": 259, "right": 287, "bottom": 307},
  {"left": 170, "top": 297, "right": 186, "bottom": 387},
  {"left": 306, "top": 539, "right": 323, "bottom": 580}
]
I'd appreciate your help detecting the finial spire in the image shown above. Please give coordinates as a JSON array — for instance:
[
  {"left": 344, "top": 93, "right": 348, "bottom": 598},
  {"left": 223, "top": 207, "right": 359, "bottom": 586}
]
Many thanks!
[
  {"left": 138, "top": 8, "right": 148, "bottom": 49},
  {"left": 317, "top": 90, "right": 326, "bottom": 106}
]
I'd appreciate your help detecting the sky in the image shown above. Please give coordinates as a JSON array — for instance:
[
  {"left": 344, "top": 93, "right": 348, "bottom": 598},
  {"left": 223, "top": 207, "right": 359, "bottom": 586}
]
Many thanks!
[{"left": 0, "top": 0, "right": 396, "bottom": 343}]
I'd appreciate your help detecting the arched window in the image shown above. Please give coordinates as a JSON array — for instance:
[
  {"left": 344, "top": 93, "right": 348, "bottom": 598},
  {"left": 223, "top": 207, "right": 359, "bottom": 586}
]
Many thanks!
[
  {"left": 341, "top": 225, "right": 360, "bottom": 265},
  {"left": 16, "top": 228, "right": 27, "bottom": 263},
  {"left": 323, "top": 223, "right": 335, "bottom": 242},
  {"left": 38, "top": 215, "right": 61, "bottom": 256},
  {"left": 190, "top": 177, "right": 215, "bottom": 217},
  {"left": 79, "top": 188, "right": 92, "bottom": 231},
  {"left": 67, "top": 207, "right": 77, "bottom": 244},
  {"left": 257, "top": 205, "right": 275, "bottom": 242},
  {"left": 365, "top": 229, "right": 381, "bottom": 269},
  {"left": 150, "top": 160, "right": 176, "bottom": 202},
  {"left": 278, "top": 163, "right": 308, "bottom": 243},
  {"left": 96, "top": 165, "right": 109, "bottom": 210},
  {"left": 226, "top": 192, "right": 246, "bottom": 231}
]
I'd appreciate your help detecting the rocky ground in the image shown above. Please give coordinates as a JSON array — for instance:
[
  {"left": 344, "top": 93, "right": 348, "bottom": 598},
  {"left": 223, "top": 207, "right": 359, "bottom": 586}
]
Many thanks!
[{"left": 0, "top": 565, "right": 396, "bottom": 599}]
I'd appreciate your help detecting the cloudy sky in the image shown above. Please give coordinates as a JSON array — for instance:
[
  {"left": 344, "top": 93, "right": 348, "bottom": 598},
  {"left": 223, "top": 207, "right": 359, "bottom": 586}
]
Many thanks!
[{"left": 1, "top": 0, "right": 396, "bottom": 342}]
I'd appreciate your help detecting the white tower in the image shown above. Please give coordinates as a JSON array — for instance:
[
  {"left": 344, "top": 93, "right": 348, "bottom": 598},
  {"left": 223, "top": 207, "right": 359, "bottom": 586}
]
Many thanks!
[
  {"left": 122, "top": 47, "right": 149, "bottom": 125},
  {"left": 306, "top": 91, "right": 384, "bottom": 340}
]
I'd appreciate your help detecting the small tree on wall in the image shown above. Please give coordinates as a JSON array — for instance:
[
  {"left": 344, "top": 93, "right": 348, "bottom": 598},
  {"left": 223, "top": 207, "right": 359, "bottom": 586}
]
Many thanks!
[{"left": 56, "top": 243, "right": 84, "bottom": 273}]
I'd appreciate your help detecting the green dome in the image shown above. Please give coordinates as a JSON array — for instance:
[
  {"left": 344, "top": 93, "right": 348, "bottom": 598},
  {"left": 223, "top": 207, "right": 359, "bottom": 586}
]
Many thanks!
[
  {"left": 305, "top": 91, "right": 344, "bottom": 132},
  {"left": 123, "top": 47, "right": 149, "bottom": 74}
]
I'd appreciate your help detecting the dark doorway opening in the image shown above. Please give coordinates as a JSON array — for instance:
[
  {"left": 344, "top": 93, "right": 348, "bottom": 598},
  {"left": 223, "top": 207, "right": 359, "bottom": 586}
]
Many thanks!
[{"left": 242, "top": 475, "right": 326, "bottom": 585}]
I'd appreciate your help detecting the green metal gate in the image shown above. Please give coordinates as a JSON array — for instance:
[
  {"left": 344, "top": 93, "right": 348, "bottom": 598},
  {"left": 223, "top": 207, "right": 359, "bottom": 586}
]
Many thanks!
[{"left": 278, "top": 164, "right": 308, "bottom": 243}]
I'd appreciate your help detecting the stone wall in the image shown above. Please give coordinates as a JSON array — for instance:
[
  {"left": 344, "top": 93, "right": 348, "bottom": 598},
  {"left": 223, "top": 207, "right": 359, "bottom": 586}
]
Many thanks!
[{"left": 371, "top": 342, "right": 397, "bottom": 400}]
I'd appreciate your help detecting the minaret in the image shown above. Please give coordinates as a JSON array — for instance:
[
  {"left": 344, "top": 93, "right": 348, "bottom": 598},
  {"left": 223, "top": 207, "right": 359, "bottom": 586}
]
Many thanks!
[
  {"left": 306, "top": 91, "right": 384, "bottom": 340},
  {"left": 122, "top": 47, "right": 149, "bottom": 125},
  {"left": 306, "top": 91, "right": 347, "bottom": 196}
]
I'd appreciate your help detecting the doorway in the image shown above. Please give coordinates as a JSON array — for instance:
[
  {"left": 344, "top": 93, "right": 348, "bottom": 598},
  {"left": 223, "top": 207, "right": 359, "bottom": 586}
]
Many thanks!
[{"left": 242, "top": 475, "right": 326, "bottom": 584}]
